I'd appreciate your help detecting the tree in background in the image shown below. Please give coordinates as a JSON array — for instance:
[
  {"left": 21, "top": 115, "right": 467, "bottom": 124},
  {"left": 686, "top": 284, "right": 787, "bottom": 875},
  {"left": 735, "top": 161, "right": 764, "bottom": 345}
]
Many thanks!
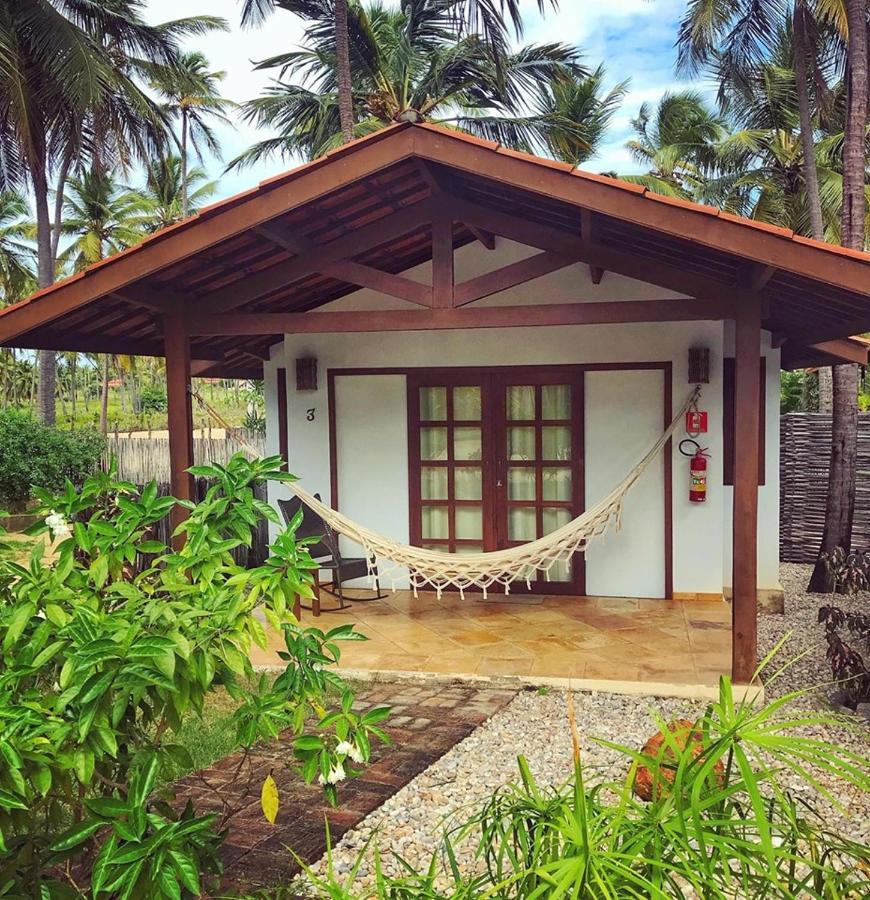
[
  {"left": 623, "top": 91, "right": 726, "bottom": 198},
  {"left": 149, "top": 50, "right": 234, "bottom": 217},
  {"left": 809, "top": 0, "right": 868, "bottom": 591},
  {"left": 531, "top": 65, "right": 628, "bottom": 166},
  {"left": 57, "top": 169, "right": 153, "bottom": 271},
  {"left": 239, "top": 0, "right": 560, "bottom": 149},
  {"left": 232, "top": 0, "right": 586, "bottom": 166},
  {"left": 142, "top": 156, "right": 219, "bottom": 231},
  {"left": 0, "top": 1, "right": 224, "bottom": 425}
]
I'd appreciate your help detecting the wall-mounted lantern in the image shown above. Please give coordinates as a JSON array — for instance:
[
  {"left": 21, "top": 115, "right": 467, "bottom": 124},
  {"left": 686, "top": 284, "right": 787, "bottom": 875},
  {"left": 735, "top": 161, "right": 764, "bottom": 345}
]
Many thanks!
[
  {"left": 688, "top": 347, "right": 710, "bottom": 385},
  {"left": 296, "top": 357, "right": 318, "bottom": 391}
]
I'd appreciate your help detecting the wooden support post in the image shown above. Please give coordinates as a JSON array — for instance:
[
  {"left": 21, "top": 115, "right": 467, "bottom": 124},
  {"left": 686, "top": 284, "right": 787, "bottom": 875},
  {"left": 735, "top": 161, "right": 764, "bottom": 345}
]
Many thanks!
[
  {"left": 164, "top": 311, "right": 194, "bottom": 541},
  {"left": 731, "top": 297, "right": 762, "bottom": 683}
]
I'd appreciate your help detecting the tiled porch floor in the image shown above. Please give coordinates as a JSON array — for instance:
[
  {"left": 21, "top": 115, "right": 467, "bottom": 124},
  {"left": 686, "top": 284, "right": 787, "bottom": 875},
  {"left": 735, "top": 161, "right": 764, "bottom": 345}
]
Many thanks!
[{"left": 251, "top": 589, "right": 733, "bottom": 687}]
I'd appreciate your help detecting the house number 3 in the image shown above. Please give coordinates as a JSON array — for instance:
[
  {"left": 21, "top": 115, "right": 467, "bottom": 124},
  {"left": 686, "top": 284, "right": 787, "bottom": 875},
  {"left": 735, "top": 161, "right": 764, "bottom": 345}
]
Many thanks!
[{"left": 306, "top": 408, "right": 316, "bottom": 421}]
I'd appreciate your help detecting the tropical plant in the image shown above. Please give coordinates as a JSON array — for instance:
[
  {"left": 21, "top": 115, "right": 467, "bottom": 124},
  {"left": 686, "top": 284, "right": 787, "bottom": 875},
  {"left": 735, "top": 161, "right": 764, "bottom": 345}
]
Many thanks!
[
  {"left": 143, "top": 155, "right": 219, "bottom": 231},
  {"left": 149, "top": 51, "right": 234, "bottom": 217},
  {"left": 295, "top": 660, "right": 870, "bottom": 898},
  {"left": 0, "top": 455, "right": 388, "bottom": 896},
  {"left": 232, "top": 0, "right": 588, "bottom": 166},
  {"left": 819, "top": 602, "right": 870, "bottom": 708}
]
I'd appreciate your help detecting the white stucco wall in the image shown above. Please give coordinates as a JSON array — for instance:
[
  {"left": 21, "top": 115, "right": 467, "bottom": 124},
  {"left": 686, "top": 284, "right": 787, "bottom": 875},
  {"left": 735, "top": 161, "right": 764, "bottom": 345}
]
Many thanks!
[{"left": 264, "top": 236, "right": 781, "bottom": 597}]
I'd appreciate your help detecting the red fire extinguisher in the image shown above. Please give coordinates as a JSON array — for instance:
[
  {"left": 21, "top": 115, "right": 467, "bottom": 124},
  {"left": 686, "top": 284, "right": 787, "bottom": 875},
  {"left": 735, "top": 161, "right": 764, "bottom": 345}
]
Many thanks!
[{"left": 680, "top": 439, "right": 710, "bottom": 503}]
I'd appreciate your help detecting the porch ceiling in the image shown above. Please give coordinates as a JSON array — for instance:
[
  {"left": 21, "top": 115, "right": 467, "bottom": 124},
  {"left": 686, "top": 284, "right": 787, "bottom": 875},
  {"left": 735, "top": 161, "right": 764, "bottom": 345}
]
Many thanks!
[{"left": 1, "top": 123, "right": 868, "bottom": 377}]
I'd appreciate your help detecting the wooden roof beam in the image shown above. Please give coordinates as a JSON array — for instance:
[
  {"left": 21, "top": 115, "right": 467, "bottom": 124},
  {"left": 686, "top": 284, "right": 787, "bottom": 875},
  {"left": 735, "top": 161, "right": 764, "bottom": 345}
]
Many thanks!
[
  {"left": 186, "top": 297, "right": 733, "bottom": 336},
  {"left": 255, "top": 222, "right": 434, "bottom": 308},
  {"left": 454, "top": 251, "right": 579, "bottom": 307},
  {"left": 447, "top": 196, "right": 745, "bottom": 306}
]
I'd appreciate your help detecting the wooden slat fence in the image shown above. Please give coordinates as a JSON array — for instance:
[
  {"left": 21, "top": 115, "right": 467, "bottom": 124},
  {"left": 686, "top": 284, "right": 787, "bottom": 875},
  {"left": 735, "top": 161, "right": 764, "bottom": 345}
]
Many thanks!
[
  {"left": 104, "top": 431, "right": 266, "bottom": 483},
  {"left": 780, "top": 412, "right": 870, "bottom": 562}
]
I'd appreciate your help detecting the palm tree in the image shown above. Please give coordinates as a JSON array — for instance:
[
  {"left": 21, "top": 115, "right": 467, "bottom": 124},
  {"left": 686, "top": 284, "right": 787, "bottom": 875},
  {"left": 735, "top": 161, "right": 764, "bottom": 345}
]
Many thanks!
[
  {"left": 623, "top": 92, "right": 727, "bottom": 199},
  {"left": 149, "top": 51, "right": 234, "bottom": 217},
  {"left": 57, "top": 170, "right": 153, "bottom": 272},
  {"left": 676, "top": 1, "right": 835, "bottom": 242},
  {"left": 531, "top": 66, "right": 628, "bottom": 166},
  {"left": 0, "top": 1, "right": 224, "bottom": 425},
  {"left": 142, "top": 156, "right": 218, "bottom": 231},
  {"left": 0, "top": 191, "right": 32, "bottom": 303},
  {"left": 239, "top": 0, "right": 560, "bottom": 147},
  {"left": 232, "top": 0, "right": 587, "bottom": 167}
]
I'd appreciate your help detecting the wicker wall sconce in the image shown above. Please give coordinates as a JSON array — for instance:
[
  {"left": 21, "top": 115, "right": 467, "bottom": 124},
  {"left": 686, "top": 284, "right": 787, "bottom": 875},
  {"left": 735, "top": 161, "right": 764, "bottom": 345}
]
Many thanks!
[
  {"left": 296, "top": 357, "right": 318, "bottom": 391},
  {"left": 688, "top": 347, "right": 710, "bottom": 384}
]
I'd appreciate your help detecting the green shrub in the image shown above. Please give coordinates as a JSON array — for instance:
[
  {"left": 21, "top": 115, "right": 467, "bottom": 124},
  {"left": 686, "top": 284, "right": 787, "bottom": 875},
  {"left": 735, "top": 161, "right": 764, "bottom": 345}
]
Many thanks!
[
  {"left": 298, "top": 655, "right": 870, "bottom": 899},
  {"left": 0, "top": 409, "right": 105, "bottom": 509},
  {"left": 0, "top": 455, "right": 388, "bottom": 898},
  {"left": 136, "top": 384, "right": 167, "bottom": 414}
]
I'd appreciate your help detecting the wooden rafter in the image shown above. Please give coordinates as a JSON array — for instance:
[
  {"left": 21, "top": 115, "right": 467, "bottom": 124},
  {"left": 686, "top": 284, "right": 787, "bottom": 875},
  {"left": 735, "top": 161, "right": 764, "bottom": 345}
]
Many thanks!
[
  {"left": 580, "top": 209, "right": 605, "bottom": 285},
  {"left": 431, "top": 207, "right": 454, "bottom": 308},
  {"left": 202, "top": 200, "right": 432, "bottom": 314},
  {"left": 417, "top": 160, "right": 494, "bottom": 251},
  {"left": 255, "top": 222, "right": 434, "bottom": 307},
  {"left": 186, "top": 298, "right": 731, "bottom": 336}
]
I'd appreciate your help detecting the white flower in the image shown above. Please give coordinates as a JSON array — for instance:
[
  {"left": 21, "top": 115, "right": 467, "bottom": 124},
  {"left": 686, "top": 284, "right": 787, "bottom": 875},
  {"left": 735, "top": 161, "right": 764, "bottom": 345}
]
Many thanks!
[
  {"left": 325, "top": 762, "right": 346, "bottom": 784},
  {"left": 45, "top": 510, "right": 72, "bottom": 540},
  {"left": 336, "top": 740, "right": 365, "bottom": 764}
]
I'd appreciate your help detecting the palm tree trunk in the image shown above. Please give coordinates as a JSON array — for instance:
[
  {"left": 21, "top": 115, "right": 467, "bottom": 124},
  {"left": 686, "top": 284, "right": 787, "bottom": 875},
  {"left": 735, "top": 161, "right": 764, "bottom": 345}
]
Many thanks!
[
  {"left": 99, "top": 355, "right": 110, "bottom": 435},
  {"left": 793, "top": 4, "right": 834, "bottom": 413},
  {"left": 335, "top": 0, "right": 354, "bottom": 143},
  {"left": 792, "top": 5, "right": 825, "bottom": 242},
  {"left": 51, "top": 150, "right": 73, "bottom": 266},
  {"left": 33, "top": 167, "right": 56, "bottom": 426},
  {"left": 808, "top": 0, "right": 867, "bottom": 592},
  {"left": 181, "top": 110, "right": 189, "bottom": 217}
]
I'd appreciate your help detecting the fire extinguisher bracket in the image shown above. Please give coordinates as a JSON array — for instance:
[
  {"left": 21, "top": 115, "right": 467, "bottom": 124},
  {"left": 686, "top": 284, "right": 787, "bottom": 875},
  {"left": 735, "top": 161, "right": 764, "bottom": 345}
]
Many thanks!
[{"left": 679, "top": 438, "right": 702, "bottom": 457}]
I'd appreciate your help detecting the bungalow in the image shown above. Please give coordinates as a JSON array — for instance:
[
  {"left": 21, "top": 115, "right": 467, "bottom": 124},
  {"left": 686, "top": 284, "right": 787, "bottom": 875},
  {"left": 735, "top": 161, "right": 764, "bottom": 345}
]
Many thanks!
[{"left": 2, "top": 123, "right": 868, "bottom": 687}]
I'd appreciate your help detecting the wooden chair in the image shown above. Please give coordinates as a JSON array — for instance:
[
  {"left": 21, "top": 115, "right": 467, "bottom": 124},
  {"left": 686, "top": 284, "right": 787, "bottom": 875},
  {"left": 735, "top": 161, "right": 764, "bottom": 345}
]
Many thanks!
[{"left": 277, "top": 495, "right": 386, "bottom": 614}]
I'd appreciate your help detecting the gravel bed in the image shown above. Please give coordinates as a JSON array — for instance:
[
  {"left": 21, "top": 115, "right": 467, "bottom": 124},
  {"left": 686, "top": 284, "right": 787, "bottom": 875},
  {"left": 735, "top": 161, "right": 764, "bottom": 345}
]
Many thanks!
[{"left": 302, "top": 565, "right": 869, "bottom": 890}]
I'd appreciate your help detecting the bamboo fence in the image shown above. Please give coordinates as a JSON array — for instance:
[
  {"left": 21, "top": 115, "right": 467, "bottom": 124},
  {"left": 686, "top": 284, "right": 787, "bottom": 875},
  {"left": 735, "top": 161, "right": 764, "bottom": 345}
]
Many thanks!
[
  {"left": 103, "top": 430, "right": 266, "bottom": 483},
  {"left": 780, "top": 412, "right": 870, "bottom": 562}
]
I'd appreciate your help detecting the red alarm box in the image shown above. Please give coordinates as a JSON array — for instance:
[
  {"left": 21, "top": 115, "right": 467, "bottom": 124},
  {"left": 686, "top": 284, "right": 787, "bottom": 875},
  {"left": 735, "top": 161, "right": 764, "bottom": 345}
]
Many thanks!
[{"left": 685, "top": 410, "right": 708, "bottom": 434}]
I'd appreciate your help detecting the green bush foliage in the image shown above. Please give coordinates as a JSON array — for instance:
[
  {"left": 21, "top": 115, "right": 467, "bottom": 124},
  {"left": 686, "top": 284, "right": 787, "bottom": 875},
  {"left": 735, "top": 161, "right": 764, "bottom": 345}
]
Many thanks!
[
  {"left": 0, "top": 410, "right": 105, "bottom": 509},
  {"left": 0, "top": 455, "right": 388, "bottom": 898},
  {"left": 297, "top": 655, "right": 870, "bottom": 899}
]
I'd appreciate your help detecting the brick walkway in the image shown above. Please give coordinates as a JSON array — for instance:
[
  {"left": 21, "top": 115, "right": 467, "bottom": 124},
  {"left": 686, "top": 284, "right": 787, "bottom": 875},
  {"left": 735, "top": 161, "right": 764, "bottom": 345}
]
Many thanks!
[{"left": 171, "top": 681, "right": 516, "bottom": 896}]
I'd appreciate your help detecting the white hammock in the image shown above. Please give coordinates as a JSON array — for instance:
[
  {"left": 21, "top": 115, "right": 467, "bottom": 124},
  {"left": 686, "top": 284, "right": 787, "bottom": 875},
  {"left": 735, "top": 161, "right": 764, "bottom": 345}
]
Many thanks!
[{"left": 285, "top": 388, "right": 699, "bottom": 598}]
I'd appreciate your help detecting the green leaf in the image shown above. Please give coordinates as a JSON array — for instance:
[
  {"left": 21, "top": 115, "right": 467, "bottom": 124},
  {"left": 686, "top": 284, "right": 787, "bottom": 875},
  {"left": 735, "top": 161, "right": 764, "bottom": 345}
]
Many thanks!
[
  {"left": 3, "top": 601, "right": 35, "bottom": 649},
  {"left": 51, "top": 818, "right": 102, "bottom": 852},
  {"left": 74, "top": 748, "right": 95, "bottom": 785},
  {"left": 168, "top": 848, "right": 201, "bottom": 895}
]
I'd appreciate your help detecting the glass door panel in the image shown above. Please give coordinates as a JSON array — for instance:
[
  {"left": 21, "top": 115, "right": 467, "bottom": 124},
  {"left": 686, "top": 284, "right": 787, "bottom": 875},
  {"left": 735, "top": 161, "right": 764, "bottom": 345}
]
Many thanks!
[
  {"left": 409, "top": 375, "right": 491, "bottom": 555},
  {"left": 495, "top": 374, "right": 583, "bottom": 593}
]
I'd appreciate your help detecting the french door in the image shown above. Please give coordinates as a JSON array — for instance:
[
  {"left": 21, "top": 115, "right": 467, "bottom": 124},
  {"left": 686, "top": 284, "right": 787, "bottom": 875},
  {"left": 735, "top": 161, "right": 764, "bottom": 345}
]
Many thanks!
[{"left": 408, "top": 369, "right": 584, "bottom": 594}]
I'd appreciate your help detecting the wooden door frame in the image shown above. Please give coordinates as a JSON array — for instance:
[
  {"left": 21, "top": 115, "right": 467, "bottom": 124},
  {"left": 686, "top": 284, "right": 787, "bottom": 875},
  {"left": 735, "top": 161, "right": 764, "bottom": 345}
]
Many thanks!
[{"left": 327, "top": 361, "right": 673, "bottom": 599}]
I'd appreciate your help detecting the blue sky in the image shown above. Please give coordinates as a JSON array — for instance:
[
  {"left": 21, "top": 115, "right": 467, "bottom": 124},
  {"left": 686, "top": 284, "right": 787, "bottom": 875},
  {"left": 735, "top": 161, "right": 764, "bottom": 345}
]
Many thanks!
[{"left": 145, "top": 0, "right": 704, "bottom": 200}]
